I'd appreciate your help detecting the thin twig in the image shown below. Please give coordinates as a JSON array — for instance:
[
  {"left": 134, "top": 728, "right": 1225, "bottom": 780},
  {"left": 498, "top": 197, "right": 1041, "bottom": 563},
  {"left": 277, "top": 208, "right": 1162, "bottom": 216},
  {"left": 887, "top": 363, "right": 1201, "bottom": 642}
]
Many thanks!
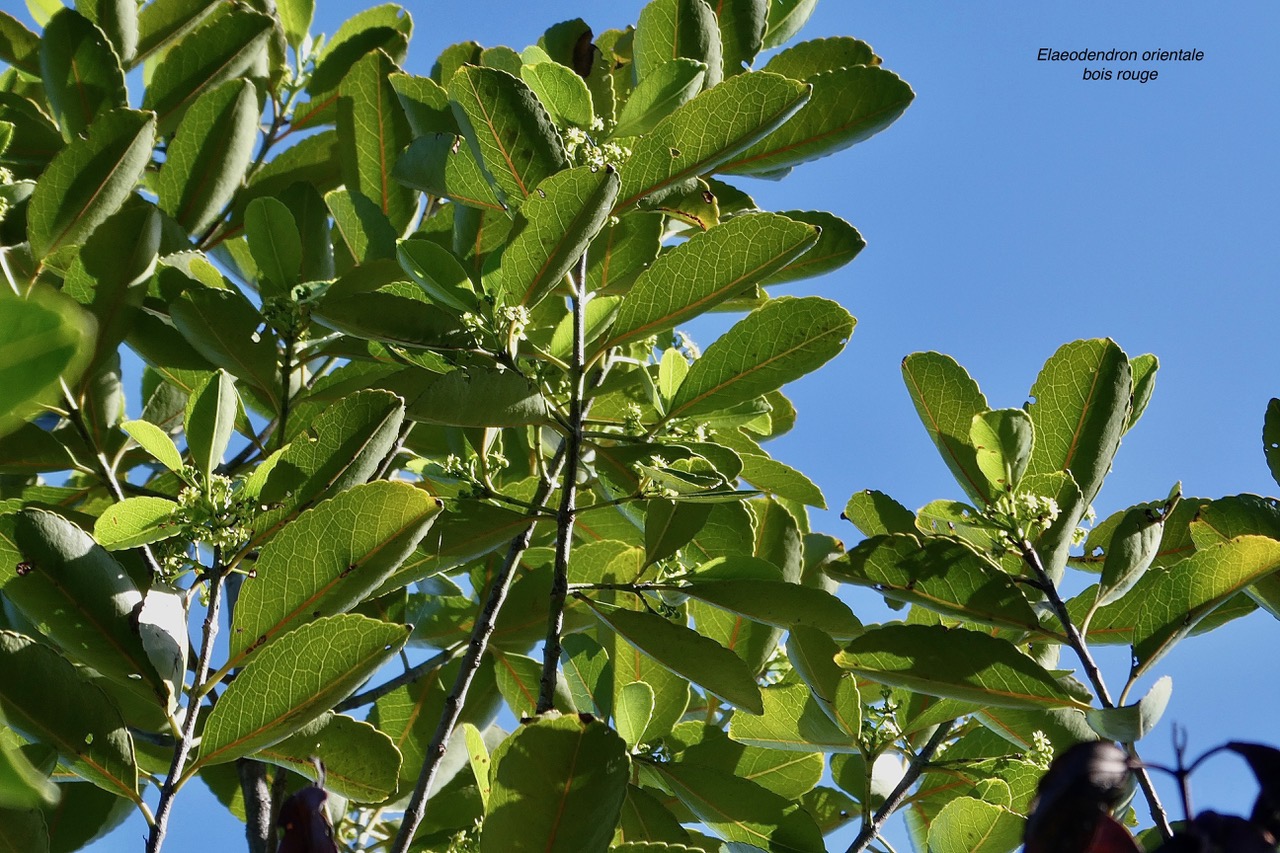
[
  {"left": 334, "top": 644, "right": 462, "bottom": 712},
  {"left": 1018, "top": 540, "right": 1173, "bottom": 839},
  {"left": 845, "top": 720, "right": 957, "bottom": 853},
  {"left": 146, "top": 553, "right": 227, "bottom": 853},
  {"left": 277, "top": 329, "right": 295, "bottom": 452},
  {"left": 538, "top": 261, "right": 588, "bottom": 713}
]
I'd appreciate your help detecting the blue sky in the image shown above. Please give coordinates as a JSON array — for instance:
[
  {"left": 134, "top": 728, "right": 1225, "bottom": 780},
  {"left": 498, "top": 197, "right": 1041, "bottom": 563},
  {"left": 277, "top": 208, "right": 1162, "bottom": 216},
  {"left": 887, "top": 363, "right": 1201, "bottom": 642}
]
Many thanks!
[{"left": 3, "top": 0, "right": 1275, "bottom": 849}]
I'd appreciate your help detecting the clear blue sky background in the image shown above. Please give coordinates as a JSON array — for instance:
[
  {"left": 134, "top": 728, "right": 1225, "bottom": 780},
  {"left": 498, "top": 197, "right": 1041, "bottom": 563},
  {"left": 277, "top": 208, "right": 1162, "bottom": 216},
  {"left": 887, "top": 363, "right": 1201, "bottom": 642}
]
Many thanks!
[{"left": 2, "top": 0, "right": 1275, "bottom": 849}]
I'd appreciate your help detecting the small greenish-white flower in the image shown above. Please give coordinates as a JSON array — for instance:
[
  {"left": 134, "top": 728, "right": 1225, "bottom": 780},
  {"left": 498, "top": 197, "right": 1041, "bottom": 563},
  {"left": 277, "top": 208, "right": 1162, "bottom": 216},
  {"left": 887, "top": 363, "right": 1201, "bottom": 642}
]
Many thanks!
[{"left": 1028, "top": 729, "right": 1054, "bottom": 770}]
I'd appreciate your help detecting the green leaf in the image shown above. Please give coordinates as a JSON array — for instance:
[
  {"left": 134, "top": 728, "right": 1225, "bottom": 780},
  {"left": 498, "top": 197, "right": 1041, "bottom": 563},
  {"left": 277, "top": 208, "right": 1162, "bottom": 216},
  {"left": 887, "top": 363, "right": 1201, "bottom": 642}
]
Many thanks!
[
  {"left": 737, "top": 453, "right": 825, "bottom": 507},
  {"left": 0, "top": 808, "right": 47, "bottom": 853},
  {"left": 719, "top": 66, "right": 913, "bottom": 176},
  {"left": 729, "top": 682, "right": 857, "bottom": 752},
  {"left": 0, "top": 631, "right": 137, "bottom": 802},
  {"left": 654, "top": 761, "right": 825, "bottom": 853},
  {"left": 586, "top": 211, "right": 663, "bottom": 295},
  {"left": 635, "top": 0, "right": 723, "bottom": 90},
  {"left": 900, "top": 351, "right": 992, "bottom": 506},
  {"left": 0, "top": 288, "right": 93, "bottom": 439},
  {"left": 842, "top": 490, "right": 915, "bottom": 537},
  {"left": 275, "top": 0, "right": 312, "bottom": 50},
  {"left": 397, "top": 239, "right": 481, "bottom": 314},
  {"left": 1093, "top": 493, "right": 1177, "bottom": 612},
  {"left": 520, "top": 60, "right": 593, "bottom": 129},
  {"left": 390, "top": 72, "right": 456, "bottom": 136},
  {"left": 667, "top": 296, "right": 853, "bottom": 420},
  {"left": 761, "top": 36, "right": 879, "bottom": 80},
  {"left": 612, "top": 58, "right": 707, "bottom": 138},
  {"left": 92, "top": 496, "right": 181, "bottom": 550},
  {"left": 238, "top": 131, "right": 342, "bottom": 216},
  {"left": 134, "top": 0, "right": 220, "bottom": 67},
  {"left": 493, "top": 650, "right": 573, "bottom": 717},
  {"left": 1131, "top": 535, "right": 1280, "bottom": 677},
  {"left": 682, "top": 578, "right": 859, "bottom": 639},
  {"left": 786, "top": 626, "right": 861, "bottom": 734},
  {"left": 836, "top": 624, "right": 1088, "bottom": 710},
  {"left": 616, "top": 681, "right": 655, "bottom": 749},
  {"left": 0, "top": 727, "right": 59, "bottom": 809},
  {"left": 927, "top": 797, "right": 1024, "bottom": 853},
  {"left": 394, "top": 366, "right": 550, "bottom": 427},
  {"left": 0, "top": 12, "right": 40, "bottom": 76},
  {"left": 480, "top": 714, "right": 630, "bottom": 853},
  {"left": 615, "top": 71, "right": 809, "bottom": 210},
  {"left": 244, "top": 197, "right": 302, "bottom": 299},
  {"left": 495, "top": 164, "right": 620, "bottom": 308},
  {"left": 39, "top": 10, "right": 127, "bottom": 140},
  {"left": 393, "top": 133, "right": 506, "bottom": 211},
  {"left": 170, "top": 290, "right": 279, "bottom": 404},
  {"left": 970, "top": 407, "right": 1034, "bottom": 494},
  {"left": 645, "top": 499, "right": 712, "bottom": 566},
  {"left": 183, "top": 369, "right": 238, "bottom": 483},
  {"left": 1025, "top": 339, "right": 1132, "bottom": 508},
  {"left": 338, "top": 48, "right": 417, "bottom": 231},
  {"left": 560, "top": 633, "right": 613, "bottom": 719},
  {"left": 1265, "top": 399, "right": 1280, "bottom": 489},
  {"left": 550, "top": 295, "right": 620, "bottom": 360},
  {"left": 762, "top": 0, "right": 817, "bottom": 50},
  {"left": 325, "top": 187, "right": 398, "bottom": 262},
  {"left": 254, "top": 712, "right": 400, "bottom": 803},
  {"left": 141, "top": 7, "right": 272, "bottom": 134},
  {"left": 0, "top": 423, "right": 70, "bottom": 475},
  {"left": 589, "top": 603, "right": 763, "bottom": 714},
  {"left": 1085, "top": 675, "right": 1171, "bottom": 743},
  {"left": 195, "top": 614, "right": 409, "bottom": 768},
  {"left": 27, "top": 108, "right": 154, "bottom": 257},
  {"left": 760, "top": 210, "right": 864, "bottom": 286},
  {"left": 1126, "top": 353, "right": 1158, "bottom": 432},
  {"left": 463, "top": 722, "right": 492, "bottom": 808},
  {"left": 5, "top": 509, "right": 162, "bottom": 703},
  {"left": 448, "top": 65, "right": 569, "bottom": 205},
  {"left": 38, "top": 780, "right": 133, "bottom": 853},
  {"left": 374, "top": 501, "right": 529, "bottom": 596},
  {"left": 603, "top": 212, "right": 818, "bottom": 351},
  {"left": 230, "top": 480, "right": 440, "bottom": 663},
  {"left": 715, "top": 0, "right": 768, "bottom": 74}
]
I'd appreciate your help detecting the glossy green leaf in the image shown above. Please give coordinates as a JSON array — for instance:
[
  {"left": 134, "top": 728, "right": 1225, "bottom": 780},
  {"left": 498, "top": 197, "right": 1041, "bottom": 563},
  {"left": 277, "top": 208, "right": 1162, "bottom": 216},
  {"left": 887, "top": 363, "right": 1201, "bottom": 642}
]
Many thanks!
[
  {"left": 448, "top": 65, "right": 569, "bottom": 205},
  {"left": 615, "top": 71, "right": 808, "bottom": 210},
  {"left": 5, "top": 509, "right": 161, "bottom": 703},
  {"left": 397, "top": 239, "right": 481, "bottom": 314},
  {"left": 616, "top": 784, "right": 689, "bottom": 845},
  {"left": 394, "top": 366, "right": 550, "bottom": 427},
  {"left": 170, "top": 291, "right": 279, "bottom": 403},
  {"left": 928, "top": 797, "right": 1024, "bottom": 853},
  {"left": 230, "top": 480, "right": 439, "bottom": 663},
  {"left": 92, "top": 496, "right": 181, "bottom": 550},
  {"left": 339, "top": 48, "right": 417, "bottom": 231},
  {"left": 1126, "top": 353, "right": 1158, "bottom": 432},
  {"left": 242, "top": 197, "right": 302, "bottom": 299},
  {"left": 760, "top": 210, "right": 863, "bottom": 286},
  {"left": 39, "top": 10, "right": 127, "bottom": 140},
  {"left": 0, "top": 808, "right": 47, "bottom": 853},
  {"left": 603, "top": 212, "right": 818, "bottom": 351},
  {"left": 720, "top": 66, "right": 912, "bottom": 175},
  {"left": 1093, "top": 494, "right": 1177, "bottom": 612},
  {"left": 729, "top": 682, "right": 857, "bottom": 752},
  {"left": 612, "top": 58, "right": 707, "bottom": 138},
  {"left": 831, "top": 534, "right": 1042, "bottom": 632},
  {"left": 654, "top": 761, "right": 825, "bottom": 853},
  {"left": 0, "top": 631, "right": 137, "bottom": 802},
  {"left": 390, "top": 72, "right": 456, "bottom": 136},
  {"left": 27, "top": 108, "right": 154, "bottom": 257},
  {"left": 635, "top": 0, "right": 723, "bottom": 88},
  {"left": 0, "top": 423, "right": 70, "bottom": 475},
  {"left": 715, "top": 0, "right": 768, "bottom": 74},
  {"left": 590, "top": 603, "right": 762, "bottom": 714},
  {"left": 616, "top": 681, "right": 655, "bottom": 749},
  {"left": 550, "top": 295, "right": 620, "bottom": 360},
  {"left": 586, "top": 211, "right": 663, "bottom": 295},
  {"left": 762, "top": 36, "right": 879, "bottom": 80},
  {"left": 836, "top": 624, "right": 1088, "bottom": 710},
  {"left": 183, "top": 370, "right": 238, "bottom": 483},
  {"left": 463, "top": 722, "right": 492, "bottom": 808},
  {"left": 842, "top": 489, "right": 915, "bottom": 537},
  {"left": 901, "top": 351, "right": 992, "bottom": 506},
  {"left": 393, "top": 133, "right": 506, "bottom": 211},
  {"left": 560, "top": 633, "right": 613, "bottom": 719},
  {"left": 480, "top": 714, "right": 629, "bottom": 853},
  {"left": 667, "top": 296, "right": 853, "bottom": 420},
  {"left": 196, "top": 614, "right": 409, "bottom": 768},
  {"left": 608, "top": 621, "right": 690, "bottom": 743},
  {"left": 1265, "top": 399, "right": 1280, "bottom": 488},
  {"left": 1131, "top": 535, "right": 1280, "bottom": 677},
  {"left": 762, "top": 0, "right": 817, "bottom": 50},
  {"left": 133, "top": 0, "right": 218, "bottom": 64},
  {"left": 375, "top": 501, "right": 530, "bottom": 595},
  {"left": 0, "top": 288, "right": 93, "bottom": 439},
  {"left": 1085, "top": 675, "right": 1171, "bottom": 743},
  {"left": 495, "top": 164, "right": 620, "bottom": 308},
  {"left": 0, "top": 12, "right": 40, "bottom": 76},
  {"left": 276, "top": 0, "right": 313, "bottom": 50},
  {"left": 520, "top": 60, "right": 593, "bottom": 129},
  {"left": 493, "top": 650, "right": 573, "bottom": 717},
  {"left": 38, "top": 779, "right": 133, "bottom": 853},
  {"left": 254, "top": 712, "right": 400, "bottom": 803},
  {"left": 970, "top": 407, "right": 1034, "bottom": 494},
  {"left": 0, "top": 726, "right": 59, "bottom": 809},
  {"left": 682, "top": 578, "right": 859, "bottom": 638},
  {"left": 786, "top": 626, "right": 860, "bottom": 734},
  {"left": 238, "top": 131, "right": 342, "bottom": 216},
  {"left": 1025, "top": 339, "right": 1132, "bottom": 508},
  {"left": 141, "top": 8, "right": 272, "bottom": 134},
  {"left": 737, "top": 453, "right": 825, "bottom": 507}
]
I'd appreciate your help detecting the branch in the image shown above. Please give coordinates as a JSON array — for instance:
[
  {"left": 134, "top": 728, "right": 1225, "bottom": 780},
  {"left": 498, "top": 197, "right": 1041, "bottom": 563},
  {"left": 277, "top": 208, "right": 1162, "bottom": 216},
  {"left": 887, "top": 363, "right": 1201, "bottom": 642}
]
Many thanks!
[
  {"left": 845, "top": 720, "right": 956, "bottom": 853},
  {"left": 1018, "top": 540, "right": 1173, "bottom": 839},
  {"left": 276, "top": 329, "right": 295, "bottom": 452},
  {"left": 334, "top": 643, "right": 461, "bottom": 712},
  {"left": 239, "top": 760, "right": 272, "bottom": 853},
  {"left": 146, "top": 552, "right": 227, "bottom": 853},
  {"left": 538, "top": 260, "right": 588, "bottom": 714}
]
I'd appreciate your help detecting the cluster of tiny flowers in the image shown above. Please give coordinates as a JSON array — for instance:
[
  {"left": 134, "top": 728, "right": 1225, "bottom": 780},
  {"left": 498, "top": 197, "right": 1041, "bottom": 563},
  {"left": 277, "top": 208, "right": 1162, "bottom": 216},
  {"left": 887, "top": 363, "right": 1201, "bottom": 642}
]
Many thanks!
[
  {"left": 991, "top": 490, "right": 1061, "bottom": 542},
  {"left": 563, "top": 127, "right": 631, "bottom": 170},
  {"left": 0, "top": 166, "right": 13, "bottom": 222},
  {"left": 176, "top": 475, "right": 249, "bottom": 551},
  {"left": 675, "top": 331, "right": 701, "bottom": 361},
  {"left": 498, "top": 305, "right": 530, "bottom": 341},
  {"left": 1027, "top": 729, "right": 1055, "bottom": 770},
  {"left": 623, "top": 402, "right": 645, "bottom": 434},
  {"left": 861, "top": 689, "right": 903, "bottom": 753},
  {"left": 1071, "top": 504, "right": 1098, "bottom": 547}
]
